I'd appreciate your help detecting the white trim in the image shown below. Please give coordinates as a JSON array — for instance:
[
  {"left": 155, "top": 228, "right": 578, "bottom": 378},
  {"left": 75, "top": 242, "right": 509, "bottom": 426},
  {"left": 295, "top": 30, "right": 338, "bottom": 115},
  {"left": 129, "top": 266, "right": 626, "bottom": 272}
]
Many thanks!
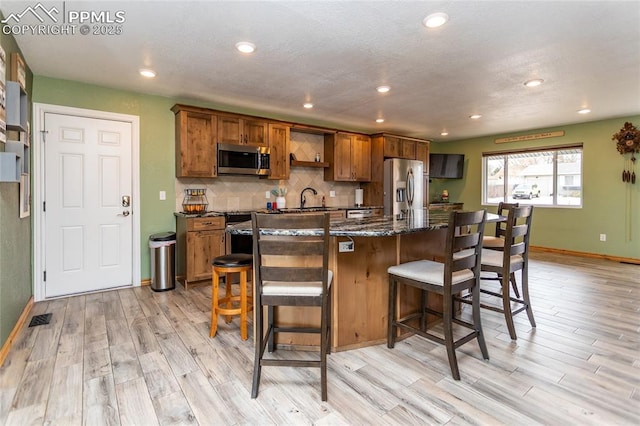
[{"left": 32, "top": 103, "right": 141, "bottom": 301}]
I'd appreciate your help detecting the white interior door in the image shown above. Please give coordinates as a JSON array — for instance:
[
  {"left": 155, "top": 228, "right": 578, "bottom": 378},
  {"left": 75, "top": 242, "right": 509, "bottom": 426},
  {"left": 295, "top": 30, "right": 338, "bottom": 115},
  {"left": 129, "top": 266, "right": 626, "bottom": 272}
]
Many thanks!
[{"left": 43, "top": 112, "right": 134, "bottom": 298}]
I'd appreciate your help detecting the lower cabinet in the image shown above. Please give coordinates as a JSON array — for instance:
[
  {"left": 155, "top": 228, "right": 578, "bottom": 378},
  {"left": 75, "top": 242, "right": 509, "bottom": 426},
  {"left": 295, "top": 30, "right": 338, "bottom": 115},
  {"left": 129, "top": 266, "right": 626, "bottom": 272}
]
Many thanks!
[{"left": 176, "top": 216, "right": 226, "bottom": 289}]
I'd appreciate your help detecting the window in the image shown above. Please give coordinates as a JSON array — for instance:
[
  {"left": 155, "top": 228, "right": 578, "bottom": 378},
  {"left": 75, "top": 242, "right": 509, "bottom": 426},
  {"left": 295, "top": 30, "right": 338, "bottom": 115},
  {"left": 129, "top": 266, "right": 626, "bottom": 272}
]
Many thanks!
[{"left": 482, "top": 144, "right": 583, "bottom": 207}]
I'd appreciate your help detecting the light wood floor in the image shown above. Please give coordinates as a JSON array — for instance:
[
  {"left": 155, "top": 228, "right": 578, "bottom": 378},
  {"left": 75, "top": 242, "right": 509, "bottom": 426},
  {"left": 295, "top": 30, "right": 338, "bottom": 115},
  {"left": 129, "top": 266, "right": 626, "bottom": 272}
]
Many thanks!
[{"left": 0, "top": 252, "right": 638, "bottom": 425}]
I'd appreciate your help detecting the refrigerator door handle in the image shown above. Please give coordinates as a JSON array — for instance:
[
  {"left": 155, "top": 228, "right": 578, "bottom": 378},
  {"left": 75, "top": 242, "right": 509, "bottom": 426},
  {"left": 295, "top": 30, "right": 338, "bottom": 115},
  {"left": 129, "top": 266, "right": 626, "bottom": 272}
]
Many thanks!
[{"left": 406, "top": 169, "right": 413, "bottom": 206}]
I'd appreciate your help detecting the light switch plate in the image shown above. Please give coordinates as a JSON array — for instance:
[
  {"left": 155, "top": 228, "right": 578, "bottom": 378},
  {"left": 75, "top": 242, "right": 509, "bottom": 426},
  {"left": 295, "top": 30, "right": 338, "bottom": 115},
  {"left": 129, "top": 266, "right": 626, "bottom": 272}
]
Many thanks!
[
  {"left": 266, "top": 191, "right": 271, "bottom": 199},
  {"left": 159, "top": 190, "right": 166, "bottom": 200},
  {"left": 330, "top": 190, "right": 336, "bottom": 197}
]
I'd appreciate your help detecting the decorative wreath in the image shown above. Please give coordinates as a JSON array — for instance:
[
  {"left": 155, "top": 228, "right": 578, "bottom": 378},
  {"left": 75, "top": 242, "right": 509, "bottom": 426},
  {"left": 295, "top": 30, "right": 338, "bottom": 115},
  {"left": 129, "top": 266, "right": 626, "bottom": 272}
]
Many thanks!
[{"left": 612, "top": 121, "right": 640, "bottom": 154}]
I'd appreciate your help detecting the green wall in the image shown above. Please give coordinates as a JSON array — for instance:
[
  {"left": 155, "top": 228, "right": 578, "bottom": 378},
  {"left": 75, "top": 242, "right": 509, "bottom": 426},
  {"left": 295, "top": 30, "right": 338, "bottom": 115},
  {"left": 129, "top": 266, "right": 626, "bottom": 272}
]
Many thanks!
[
  {"left": 430, "top": 117, "right": 640, "bottom": 259},
  {"left": 0, "top": 30, "right": 33, "bottom": 346}
]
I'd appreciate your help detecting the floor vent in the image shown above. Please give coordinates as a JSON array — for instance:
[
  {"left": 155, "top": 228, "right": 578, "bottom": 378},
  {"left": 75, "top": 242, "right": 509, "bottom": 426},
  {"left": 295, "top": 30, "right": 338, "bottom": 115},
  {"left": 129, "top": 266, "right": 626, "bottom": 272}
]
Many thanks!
[{"left": 29, "top": 313, "right": 52, "bottom": 327}]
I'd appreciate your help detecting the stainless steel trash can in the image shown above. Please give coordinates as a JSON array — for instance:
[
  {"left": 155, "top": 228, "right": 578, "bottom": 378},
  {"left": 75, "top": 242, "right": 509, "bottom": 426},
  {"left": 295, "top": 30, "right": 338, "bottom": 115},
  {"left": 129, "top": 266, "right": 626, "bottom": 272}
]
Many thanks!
[{"left": 149, "top": 232, "right": 176, "bottom": 291}]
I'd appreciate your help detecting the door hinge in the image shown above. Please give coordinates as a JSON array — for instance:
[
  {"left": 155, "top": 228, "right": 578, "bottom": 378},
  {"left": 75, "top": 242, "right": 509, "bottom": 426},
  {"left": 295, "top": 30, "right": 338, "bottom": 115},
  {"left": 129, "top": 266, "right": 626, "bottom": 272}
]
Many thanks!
[
  {"left": 43, "top": 271, "right": 46, "bottom": 281},
  {"left": 43, "top": 201, "right": 46, "bottom": 212},
  {"left": 41, "top": 129, "right": 48, "bottom": 143}
]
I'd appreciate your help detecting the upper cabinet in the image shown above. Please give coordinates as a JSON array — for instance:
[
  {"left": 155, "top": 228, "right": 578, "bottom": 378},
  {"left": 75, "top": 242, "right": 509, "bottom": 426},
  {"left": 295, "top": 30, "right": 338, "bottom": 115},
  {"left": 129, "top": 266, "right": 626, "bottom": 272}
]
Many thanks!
[
  {"left": 217, "top": 114, "right": 268, "bottom": 146},
  {"left": 324, "top": 132, "right": 371, "bottom": 182},
  {"left": 415, "top": 141, "right": 429, "bottom": 174},
  {"left": 268, "top": 123, "right": 290, "bottom": 180},
  {"left": 383, "top": 135, "right": 415, "bottom": 159},
  {"left": 172, "top": 105, "right": 217, "bottom": 178}
]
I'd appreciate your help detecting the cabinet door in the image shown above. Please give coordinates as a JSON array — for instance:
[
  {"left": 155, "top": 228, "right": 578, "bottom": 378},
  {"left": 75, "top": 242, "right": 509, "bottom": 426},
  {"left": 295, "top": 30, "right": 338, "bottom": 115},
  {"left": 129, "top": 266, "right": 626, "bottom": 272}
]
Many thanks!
[
  {"left": 243, "top": 119, "right": 269, "bottom": 146},
  {"left": 175, "top": 110, "right": 217, "bottom": 177},
  {"left": 334, "top": 133, "right": 354, "bottom": 181},
  {"left": 383, "top": 136, "right": 401, "bottom": 158},
  {"left": 352, "top": 134, "right": 372, "bottom": 181},
  {"left": 217, "top": 115, "right": 242, "bottom": 145},
  {"left": 186, "top": 230, "right": 226, "bottom": 282},
  {"left": 415, "top": 142, "right": 430, "bottom": 173},
  {"left": 268, "top": 123, "right": 290, "bottom": 180},
  {"left": 401, "top": 140, "right": 416, "bottom": 159}
]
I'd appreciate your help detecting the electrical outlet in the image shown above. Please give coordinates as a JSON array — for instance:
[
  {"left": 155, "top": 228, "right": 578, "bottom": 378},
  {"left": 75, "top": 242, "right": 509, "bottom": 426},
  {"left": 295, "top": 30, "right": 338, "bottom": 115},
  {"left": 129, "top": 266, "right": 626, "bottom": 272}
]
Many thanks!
[
  {"left": 159, "top": 191, "right": 166, "bottom": 200},
  {"left": 330, "top": 190, "right": 336, "bottom": 197},
  {"left": 339, "top": 241, "right": 354, "bottom": 252},
  {"left": 599, "top": 233, "right": 606, "bottom": 242},
  {"left": 265, "top": 191, "right": 271, "bottom": 199}
]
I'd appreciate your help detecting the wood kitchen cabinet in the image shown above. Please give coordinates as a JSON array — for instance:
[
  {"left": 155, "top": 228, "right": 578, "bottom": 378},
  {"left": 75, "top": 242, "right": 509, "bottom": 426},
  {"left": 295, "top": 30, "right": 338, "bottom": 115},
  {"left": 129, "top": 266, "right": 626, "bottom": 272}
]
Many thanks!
[
  {"left": 415, "top": 141, "right": 430, "bottom": 174},
  {"left": 382, "top": 135, "right": 415, "bottom": 159},
  {"left": 172, "top": 105, "right": 217, "bottom": 178},
  {"left": 268, "top": 123, "right": 290, "bottom": 180},
  {"left": 176, "top": 216, "right": 226, "bottom": 289},
  {"left": 217, "top": 114, "right": 268, "bottom": 146},
  {"left": 324, "top": 132, "right": 371, "bottom": 182}
]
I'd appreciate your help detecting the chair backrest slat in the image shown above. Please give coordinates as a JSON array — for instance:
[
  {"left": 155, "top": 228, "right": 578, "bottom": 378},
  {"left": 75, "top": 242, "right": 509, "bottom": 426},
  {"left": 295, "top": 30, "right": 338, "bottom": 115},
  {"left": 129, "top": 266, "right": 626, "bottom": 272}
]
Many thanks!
[{"left": 502, "top": 205, "right": 533, "bottom": 263}]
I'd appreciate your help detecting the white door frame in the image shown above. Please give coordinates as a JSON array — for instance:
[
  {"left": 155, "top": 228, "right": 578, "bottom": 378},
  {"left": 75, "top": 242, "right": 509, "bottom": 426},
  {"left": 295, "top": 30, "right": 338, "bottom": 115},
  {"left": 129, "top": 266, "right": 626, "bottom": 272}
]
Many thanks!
[{"left": 33, "top": 103, "right": 141, "bottom": 301}]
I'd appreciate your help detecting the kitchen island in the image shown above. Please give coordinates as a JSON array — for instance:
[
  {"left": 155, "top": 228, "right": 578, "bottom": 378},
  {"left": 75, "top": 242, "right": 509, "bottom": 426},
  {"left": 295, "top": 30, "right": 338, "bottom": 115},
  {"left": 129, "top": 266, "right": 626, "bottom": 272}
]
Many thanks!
[{"left": 229, "top": 210, "right": 498, "bottom": 351}]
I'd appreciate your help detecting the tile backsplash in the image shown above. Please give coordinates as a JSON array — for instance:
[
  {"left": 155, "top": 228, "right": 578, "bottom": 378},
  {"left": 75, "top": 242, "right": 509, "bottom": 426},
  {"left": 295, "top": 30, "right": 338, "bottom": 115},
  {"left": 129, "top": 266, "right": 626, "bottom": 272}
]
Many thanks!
[{"left": 175, "top": 132, "right": 361, "bottom": 212}]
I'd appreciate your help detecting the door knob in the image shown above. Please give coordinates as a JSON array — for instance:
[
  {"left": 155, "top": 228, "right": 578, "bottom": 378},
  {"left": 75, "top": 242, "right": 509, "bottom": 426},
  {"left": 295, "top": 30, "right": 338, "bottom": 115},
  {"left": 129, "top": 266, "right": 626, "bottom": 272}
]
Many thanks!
[{"left": 119, "top": 211, "right": 130, "bottom": 217}]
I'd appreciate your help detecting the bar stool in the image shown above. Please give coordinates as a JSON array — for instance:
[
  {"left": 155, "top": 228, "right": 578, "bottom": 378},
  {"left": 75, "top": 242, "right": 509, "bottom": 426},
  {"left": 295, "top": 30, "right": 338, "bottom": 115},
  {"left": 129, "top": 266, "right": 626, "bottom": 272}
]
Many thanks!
[{"left": 210, "top": 253, "right": 253, "bottom": 341}]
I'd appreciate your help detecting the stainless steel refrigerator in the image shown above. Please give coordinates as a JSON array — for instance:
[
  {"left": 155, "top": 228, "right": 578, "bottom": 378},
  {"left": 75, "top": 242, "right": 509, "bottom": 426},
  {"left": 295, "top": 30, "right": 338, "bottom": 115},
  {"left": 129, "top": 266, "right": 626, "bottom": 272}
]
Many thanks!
[{"left": 383, "top": 158, "right": 425, "bottom": 217}]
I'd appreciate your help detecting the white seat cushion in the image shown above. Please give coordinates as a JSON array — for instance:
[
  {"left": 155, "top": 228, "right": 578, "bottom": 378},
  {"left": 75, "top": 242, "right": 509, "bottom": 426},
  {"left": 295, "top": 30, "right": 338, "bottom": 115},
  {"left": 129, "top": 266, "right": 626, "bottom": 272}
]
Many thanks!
[
  {"left": 388, "top": 260, "right": 474, "bottom": 286},
  {"left": 262, "top": 270, "right": 333, "bottom": 296},
  {"left": 482, "top": 236, "right": 505, "bottom": 248},
  {"left": 481, "top": 248, "right": 524, "bottom": 268}
]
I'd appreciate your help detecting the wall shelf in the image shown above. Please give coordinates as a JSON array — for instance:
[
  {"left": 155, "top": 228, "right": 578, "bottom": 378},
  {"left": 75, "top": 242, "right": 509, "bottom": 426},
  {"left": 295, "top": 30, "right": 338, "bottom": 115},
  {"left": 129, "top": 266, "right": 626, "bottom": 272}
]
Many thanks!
[
  {"left": 291, "top": 160, "right": 329, "bottom": 168},
  {"left": 0, "top": 152, "right": 20, "bottom": 182},
  {"left": 5, "top": 81, "right": 28, "bottom": 132}
]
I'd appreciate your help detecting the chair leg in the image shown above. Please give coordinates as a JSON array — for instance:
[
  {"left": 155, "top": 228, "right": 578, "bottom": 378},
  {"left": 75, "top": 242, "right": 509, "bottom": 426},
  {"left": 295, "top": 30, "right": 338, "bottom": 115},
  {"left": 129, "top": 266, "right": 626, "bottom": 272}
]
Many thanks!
[
  {"left": 442, "top": 293, "right": 460, "bottom": 380},
  {"left": 251, "top": 300, "right": 263, "bottom": 398},
  {"left": 501, "top": 272, "right": 518, "bottom": 340},
  {"left": 240, "top": 270, "right": 248, "bottom": 341},
  {"left": 387, "top": 277, "right": 397, "bottom": 348},
  {"left": 521, "top": 266, "right": 536, "bottom": 328},
  {"left": 224, "top": 273, "right": 233, "bottom": 324},
  {"left": 320, "top": 294, "right": 328, "bottom": 402},
  {"left": 420, "top": 288, "right": 427, "bottom": 331},
  {"left": 326, "top": 286, "right": 332, "bottom": 355},
  {"left": 509, "top": 273, "right": 521, "bottom": 298},
  {"left": 267, "top": 305, "right": 275, "bottom": 352},
  {"left": 472, "top": 283, "right": 489, "bottom": 360},
  {"left": 210, "top": 269, "right": 219, "bottom": 338}
]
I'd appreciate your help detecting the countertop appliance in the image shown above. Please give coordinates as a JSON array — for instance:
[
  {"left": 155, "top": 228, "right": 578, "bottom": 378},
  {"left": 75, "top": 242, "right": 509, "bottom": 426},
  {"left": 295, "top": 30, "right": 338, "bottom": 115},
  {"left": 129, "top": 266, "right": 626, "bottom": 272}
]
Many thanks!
[
  {"left": 217, "top": 143, "right": 270, "bottom": 176},
  {"left": 224, "top": 211, "right": 253, "bottom": 254},
  {"left": 383, "top": 158, "right": 425, "bottom": 217}
]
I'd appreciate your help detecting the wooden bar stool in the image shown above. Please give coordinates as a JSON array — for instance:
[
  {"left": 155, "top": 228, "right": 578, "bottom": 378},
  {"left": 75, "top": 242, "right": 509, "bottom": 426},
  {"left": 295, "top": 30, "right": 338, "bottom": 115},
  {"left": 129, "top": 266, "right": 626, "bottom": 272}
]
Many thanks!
[{"left": 210, "top": 254, "right": 253, "bottom": 340}]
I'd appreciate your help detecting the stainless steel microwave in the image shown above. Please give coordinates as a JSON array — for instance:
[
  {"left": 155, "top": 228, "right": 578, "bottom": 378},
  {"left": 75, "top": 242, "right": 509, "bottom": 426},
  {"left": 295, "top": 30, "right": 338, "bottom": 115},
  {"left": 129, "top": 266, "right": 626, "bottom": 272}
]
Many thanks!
[{"left": 217, "top": 143, "right": 270, "bottom": 176}]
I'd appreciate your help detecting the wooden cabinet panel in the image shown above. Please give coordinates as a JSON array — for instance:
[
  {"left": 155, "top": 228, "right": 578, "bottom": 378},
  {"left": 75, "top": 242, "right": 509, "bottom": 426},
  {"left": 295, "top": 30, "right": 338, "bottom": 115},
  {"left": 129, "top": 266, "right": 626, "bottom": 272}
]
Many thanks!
[
  {"left": 401, "top": 140, "right": 416, "bottom": 159},
  {"left": 217, "top": 114, "right": 268, "bottom": 146},
  {"left": 186, "top": 230, "right": 226, "bottom": 283},
  {"left": 382, "top": 136, "right": 401, "bottom": 158},
  {"left": 172, "top": 106, "right": 217, "bottom": 178},
  {"left": 176, "top": 215, "right": 226, "bottom": 289},
  {"left": 324, "top": 132, "right": 371, "bottom": 182},
  {"left": 268, "top": 123, "right": 290, "bottom": 180},
  {"left": 415, "top": 142, "right": 429, "bottom": 173}
]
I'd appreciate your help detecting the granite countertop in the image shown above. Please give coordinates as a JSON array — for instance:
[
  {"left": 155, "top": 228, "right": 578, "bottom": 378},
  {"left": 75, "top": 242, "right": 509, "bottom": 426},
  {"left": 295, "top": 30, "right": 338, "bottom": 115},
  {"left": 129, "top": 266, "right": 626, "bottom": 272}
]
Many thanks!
[
  {"left": 174, "top": 211, "right": 225, "bottom": 218},
  {"left": 227, "top": 210, "right": 502, "bottom": 237},
  {"left": 174, "top": 205, "right": 384, "bottom": 218},
  {"left": 227, "top": 209, "right": 452, "bottom": 237}
]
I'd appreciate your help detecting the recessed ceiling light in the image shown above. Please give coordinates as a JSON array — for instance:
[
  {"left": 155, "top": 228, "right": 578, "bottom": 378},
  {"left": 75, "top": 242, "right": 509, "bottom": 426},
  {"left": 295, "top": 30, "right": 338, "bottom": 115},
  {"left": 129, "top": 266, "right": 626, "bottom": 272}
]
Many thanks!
[
  {"left": 376, "top": 85, "right": 390, "bottom": 93},
  {"left": 139, "top": 69, "right": 156, "bottom": 78},
  {"left": 440, "top": 131, "right": 449, "bottom": 136},
  {"left": 235, "top": 41, "right": 256, "bottom": 54},
  {"left": 524, "top": 79, "right": 544, "bottom": 87},
  {"left": 578, "top": 108, "right": 591, "bottom": 114},
  {"left": 423, "top": 12, "right": 449, "bottom": 28},
  {"left": 376, "top": 118, "right": 385, "bottom": 123},
  {"left": 469, "top": 114, "right": 482, "bottom": 119},
  {"left": 303, "top": 102, "right": 314, "bottom": 109}
]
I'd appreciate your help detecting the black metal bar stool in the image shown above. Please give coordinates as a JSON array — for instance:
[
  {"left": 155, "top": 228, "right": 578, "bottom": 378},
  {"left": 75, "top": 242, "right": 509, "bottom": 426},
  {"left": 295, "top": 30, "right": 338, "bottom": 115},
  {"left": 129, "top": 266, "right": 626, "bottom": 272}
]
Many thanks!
[{"left": 210, "top": 254, "right": 253, "bottom": 340}]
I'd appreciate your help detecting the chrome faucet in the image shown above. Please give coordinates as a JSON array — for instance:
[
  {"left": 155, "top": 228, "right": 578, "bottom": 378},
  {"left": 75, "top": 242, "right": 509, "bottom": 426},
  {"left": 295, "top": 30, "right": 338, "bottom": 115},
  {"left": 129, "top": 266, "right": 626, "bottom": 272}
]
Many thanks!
[{"left": 300, "top": 187, "right": 318, "bottom": 209}]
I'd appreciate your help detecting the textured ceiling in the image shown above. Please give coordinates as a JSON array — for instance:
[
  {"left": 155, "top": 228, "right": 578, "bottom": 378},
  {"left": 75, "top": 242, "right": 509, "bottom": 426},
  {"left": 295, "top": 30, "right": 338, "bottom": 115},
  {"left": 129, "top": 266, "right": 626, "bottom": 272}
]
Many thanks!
[{"left": 2, "top": 1, "right": 639, "bottom": 142}]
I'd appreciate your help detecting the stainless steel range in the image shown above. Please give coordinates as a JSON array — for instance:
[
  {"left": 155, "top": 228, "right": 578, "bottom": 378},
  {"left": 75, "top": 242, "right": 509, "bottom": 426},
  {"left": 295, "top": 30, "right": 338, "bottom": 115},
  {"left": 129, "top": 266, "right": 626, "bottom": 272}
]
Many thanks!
[{"left": 224, "top": 211, "right": 253, "bottom": 254}]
